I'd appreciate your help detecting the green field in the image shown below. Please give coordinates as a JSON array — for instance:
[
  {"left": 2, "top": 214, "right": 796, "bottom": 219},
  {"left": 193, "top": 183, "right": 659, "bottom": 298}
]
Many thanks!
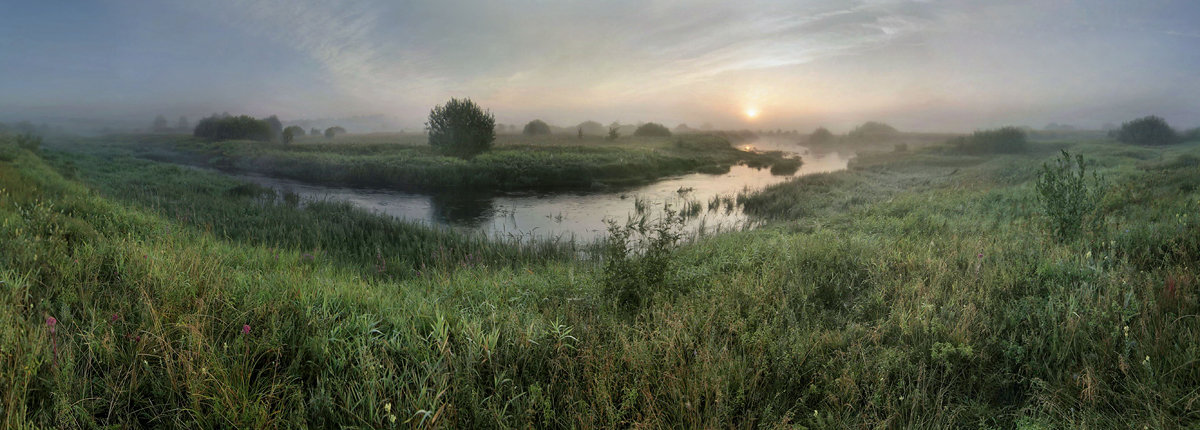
[
  {"left": 118, "top": 133, "right": 798, "bottom": 192},
  {"left": 2, "top": 133, "right": 1198, "bottom": 427}
]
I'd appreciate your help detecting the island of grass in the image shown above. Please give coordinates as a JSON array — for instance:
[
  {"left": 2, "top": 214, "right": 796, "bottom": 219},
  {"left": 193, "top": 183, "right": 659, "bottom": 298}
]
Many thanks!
[{"left": 132, "top": 133, "right": 800, "bottom": 192}]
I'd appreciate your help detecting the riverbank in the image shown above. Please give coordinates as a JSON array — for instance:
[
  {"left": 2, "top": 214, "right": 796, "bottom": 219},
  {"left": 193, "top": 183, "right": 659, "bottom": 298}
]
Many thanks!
[
  {"left": 2, "top": 134, "right": 1198, "bottom": 427},
  {"left": 121, "top": 133, "right": 802, "bottom": 192}
]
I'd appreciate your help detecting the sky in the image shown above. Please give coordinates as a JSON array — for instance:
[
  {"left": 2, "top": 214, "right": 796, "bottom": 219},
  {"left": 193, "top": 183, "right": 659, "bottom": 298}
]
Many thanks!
[{"left": 1, "top": 0, "right": 1198, "bottom": 132}]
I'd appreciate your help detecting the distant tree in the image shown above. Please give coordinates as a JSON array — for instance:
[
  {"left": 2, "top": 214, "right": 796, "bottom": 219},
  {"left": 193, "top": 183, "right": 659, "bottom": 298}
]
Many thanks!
[
  {"left": 578, "top": 126, "right": 584, "bottom": 139},
  {"left": 576, "top": 121, "right": 605, "bottom": 136},
  {"left": 523, "top": 119, "right": 551, "bottom": 135},
  {"left": 633, "top": 122, "right": 671, "bottom": 137},
  {"left": 847, "top": 121, "right": 898, "bottom": 141},
  {"left": 1116, "top": 115, "right": 1178, "bottom": 146},
  {"left": 310, "top": 127, "right": 321, "bottom": 136},
  {"left": 282, "top": 125, "right": 306, "bottom": 144},
  {"left": 948, "top": 126, "right": 1028, "bottom": 154},
  {"left": 809, "top": 127, "right": 834, "bottom": 144},
  {"left": 193, "top": 114, "right": 271, "bottom": 141},
  {"left": 176, "top": 116, "right": 190, "bottom": 133},
  {"left": 607, "top": 126, "right": 620, "bottom": 141},
  {"left": 1182, "top": 127, "right": 1200, "bottom": 143},
  {"left": 426, "top": 97, "right": 496, "bottom": 157},
  {"left": 324, "top": 126, "right": 346, "bottom": 139},
  {"left": 152, "top": 115, "right": 170, "bottom": 133},
  {"left": 265, "top": 115, "right": 283, "bottom": 142}
]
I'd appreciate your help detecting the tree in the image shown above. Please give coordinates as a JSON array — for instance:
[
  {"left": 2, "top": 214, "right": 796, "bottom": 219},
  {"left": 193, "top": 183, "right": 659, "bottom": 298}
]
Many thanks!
[
  {"left": 846, "top": 121, "right": 898, "bottom": 141},
  {"left": 425, "top": 98, "right": 496, "bottom": 157},
  {"left": 607, "top": 126, "right": 620, "bottom": 141},
  {"left": 1116, "top": 115, "right": 1178, "bottom": 146},
  {"left": 949, "top": 126, "right": 1028, "bottom": 154},
  {"left": 176, "top": 116, "right": 190, "bottom": 132},
  {"left": 193, "top": 114, "right": 271, "bottom": 141},
  {"left": 310, "top": 128, "right": 321, "bottom": 136},
  {"left": 809, "top": 127, "right": 834, "bottom": 144},
  {"left": 151, "top": 115, "right": 170, "bottom": 133},
  {"left": 324, "top": 126, "right": 346, "bottom": 139},
  {"left": 282, "top": 126, "right": 306, "bottom": 144},
  {"left": 578, "top": 126, "right": 583, "bottom": 139},
  {"left": 523, "top": 119, "right": 551, "bottom": 135},
  {"left": 577, "top": 121, "right": 605, "bottom": 136},
  {"left": 633, "top": 122, "right": 671, "bottom": 137},
  {"left": 265, "top": 115, "right": 283, "bottom": 142}
]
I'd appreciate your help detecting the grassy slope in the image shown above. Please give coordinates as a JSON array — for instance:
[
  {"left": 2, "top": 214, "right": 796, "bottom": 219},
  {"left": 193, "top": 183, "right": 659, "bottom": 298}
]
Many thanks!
[
  {"left": 128, "top": 133, "right": 796, "bottom": 192},
  {"left": 1, "top": 137, "right": 1198, "bottom": 427}
]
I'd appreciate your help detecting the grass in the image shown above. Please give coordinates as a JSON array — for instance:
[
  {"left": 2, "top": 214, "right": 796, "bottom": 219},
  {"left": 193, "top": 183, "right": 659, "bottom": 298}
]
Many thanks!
[
  {"left": 113, "top": 132, "right": 798, "bottom": 192},
  {"left": 2, "top": 133, "right": 1199, "bottom": 427}
]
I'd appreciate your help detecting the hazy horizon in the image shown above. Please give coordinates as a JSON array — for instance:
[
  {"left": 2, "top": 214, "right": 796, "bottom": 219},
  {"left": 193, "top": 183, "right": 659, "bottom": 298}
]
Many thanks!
[{"left": 3, "top": 0, "right": 1199, "bottom": 133}]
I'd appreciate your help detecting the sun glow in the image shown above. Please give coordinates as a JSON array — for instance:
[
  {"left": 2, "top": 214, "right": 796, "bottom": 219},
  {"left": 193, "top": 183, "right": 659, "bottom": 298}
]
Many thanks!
[{"left": 744, "top": 107, "right": 759, "bottom": 119}]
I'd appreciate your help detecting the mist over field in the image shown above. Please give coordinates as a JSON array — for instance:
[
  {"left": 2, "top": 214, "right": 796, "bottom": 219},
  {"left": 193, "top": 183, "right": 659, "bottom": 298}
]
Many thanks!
[{"left": 2, "top": 1, "right": 1200, "bottom": 428}]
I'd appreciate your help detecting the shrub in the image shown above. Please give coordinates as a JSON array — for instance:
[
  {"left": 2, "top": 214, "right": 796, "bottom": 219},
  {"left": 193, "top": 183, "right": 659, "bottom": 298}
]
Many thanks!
[
  {"left": 265, "top": 115, "right": 283, "bottom": 142},
  {"left": 324, "top": 126, "right": 346, "bottom": 139},
  {"left": 523, "top": 119, "right": 551, "bottom": 136},
  {"left": 846, "top": 121, "right": 898, "bottom": 141},
  {"left": 1178, "top": 127, "right": 1199, "bottom": 143},
  {"left": 15, "top": 134, "right": 42, "bottom": 153},
  {"left": 1035, "top": 150, "right": 1106, "bottom": 241},
  {"left": 809, "top": 127, "right": 834, "bottom": 144},
  {"left": 310, "top": 128, "right": 321, "bottom": 136},
  {"left": 282, "top": 126, "right": 305, "bottom": 144},
  {"left": 633, "top": 122, "right": 671, "bottom": 137},
  {"left": 602, "top": 208, "right": 684, "bottom": 312},
  {"left": 193, "top": 115, "right": 272, "bottom": 141},
  {"left": 426, "top": 98, "right": 496, "bottom": 157},
  {"left": 949, "top": 126, "right": 1028, "bottom": 154},
  {"left": 606, "top": 126, "right": 619, "bottom": 141},
  {"left": 1116, "top": 116, "right": 1178, "bottom": 145}
]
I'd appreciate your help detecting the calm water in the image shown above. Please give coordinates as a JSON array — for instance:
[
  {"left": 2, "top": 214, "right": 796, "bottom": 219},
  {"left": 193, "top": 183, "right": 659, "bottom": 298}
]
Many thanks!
[{"left": 223, "top": 143, "right": 852, "bottom": 242}]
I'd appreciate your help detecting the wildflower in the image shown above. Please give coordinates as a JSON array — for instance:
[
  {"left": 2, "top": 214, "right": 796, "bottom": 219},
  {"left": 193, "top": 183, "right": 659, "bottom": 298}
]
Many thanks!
[
  {"left": 242, "top": 324, "right": 251, "bottom": 335},
  {"left": 384, "top": 403, "right": 391, "bottom": 414},
  {"left": 46, "top": 316, "right": 57, "bottom": 334},
  {"left": 111, "top": 313, "right": 120, "bottom": 323},
  {"left": 977, "top": 253, "right": 983, "bottom": 259}
]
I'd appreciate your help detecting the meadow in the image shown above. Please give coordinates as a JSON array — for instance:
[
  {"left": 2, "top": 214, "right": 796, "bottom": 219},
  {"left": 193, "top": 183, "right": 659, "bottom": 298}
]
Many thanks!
[
  {"left": 1, "top": 131, "right": 1198, "bottom": 427},
  {"left": 126, "top": 132, "right": 799, "bottom": 192}
]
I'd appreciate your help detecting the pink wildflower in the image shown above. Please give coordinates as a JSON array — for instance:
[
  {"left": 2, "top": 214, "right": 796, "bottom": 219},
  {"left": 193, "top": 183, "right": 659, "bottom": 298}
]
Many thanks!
[{"left": 242, "top": 324, "right": 251, "bottom": 335}]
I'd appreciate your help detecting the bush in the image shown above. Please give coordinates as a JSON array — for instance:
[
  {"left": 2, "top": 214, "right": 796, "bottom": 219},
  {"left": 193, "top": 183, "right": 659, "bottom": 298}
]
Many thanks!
[
  {"left": 846, "top": 121, "right": 898, "bottom": 141},
  {"left": 523, "top": 119, "right": 551, "bottom": 136},
  {"left": 1035, "top": 150, "right": 1106, "bottom": 241},
  {"left": 1181, "top": 127, "right": 1200, "bottom": 142},
  {"left": 602, "top": 209, "right": 684, "bottom": 312},
  {"left": 633, "top": 122, "right": 671, "bottom": 137},
  {"left": 15, "top": 134, "right": 42, "bottom": 153},
  {"left": 310, "top": 128, "right": 321, "bottom": 136},
  {"left": 1116, "top": 116, "right": 1178, "bottom": 145},
  {"left": 193, "top": 115, "right": 272, "bottom": 141},
  {"left": 323, "top": 126, "right": 346, "bottom": 139},
  {"left": 282, "top": 126, "right": 305, "bottom": 144},
  {"left": 606, "top": 126, "right": 619, "bottom": 141},
  {"left": 426, "top": 98, "right": 496, "bottom": 157},
  {"left": 809, "top": 127, "right": 834, "bottom": 144},
  {"left": 949, "top": 126, "right": 1028, "bottom": 154}
]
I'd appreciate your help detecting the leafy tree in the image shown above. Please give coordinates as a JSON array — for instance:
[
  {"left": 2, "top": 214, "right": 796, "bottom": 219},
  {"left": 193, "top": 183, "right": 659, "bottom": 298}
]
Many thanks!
[
  {"left": 426, "top": 98, "right": 496, "bottom": 157},
  {"left": 523, "top": 119, "right": 551, "bottom": 136},
  {"left": 949, "top": 126, "right": 1028, "bottom": 154},
  {"left": 577, "top": 121, "right": 605, "bottom": 136},
  {"left": 193, "top": 114, "right": 271, "bottom": 141},
  {"left": 282, "top": 126, "right": 306, "bottom": 144},
  {"left": 633, "top": 122, "right": 671, "bottom": 137},
  {"left": 809, "top": 127, "right": 834, "bottom": 144},
  {"left": 310, "top": 128, "right": 321, "bottom": 136},
  {"left": 1116, "top": 115, "right": 1178, "bottom": 145},
  {"left": 176, "top": 116, "right": 190, "bottom": 132},
  {"left": 324, "top": 126, "right": 346, "bottom": 139},
  {"left": 607, "top": 126, "right": 620, "bottom": 141},
  {"left": 265, "top": 115, "right": 283, "bottom": 142},
  {"left": 846, "top": 121, "right": 898, "bottom": 141},
  {"left": 151, "top": 115, "right": 170, "bottom": 133}
]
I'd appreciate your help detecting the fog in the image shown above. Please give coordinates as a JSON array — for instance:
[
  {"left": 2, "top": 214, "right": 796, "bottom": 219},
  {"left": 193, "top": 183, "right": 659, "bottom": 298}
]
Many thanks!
[{"left": 2, "top": 1, "right": 1198, "bottom": 133}]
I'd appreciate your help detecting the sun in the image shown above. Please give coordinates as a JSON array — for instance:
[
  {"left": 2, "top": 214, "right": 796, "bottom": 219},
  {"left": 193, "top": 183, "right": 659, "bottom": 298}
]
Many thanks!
[{"left": 744, "top": 107, "right": 760, "bottom": 119}]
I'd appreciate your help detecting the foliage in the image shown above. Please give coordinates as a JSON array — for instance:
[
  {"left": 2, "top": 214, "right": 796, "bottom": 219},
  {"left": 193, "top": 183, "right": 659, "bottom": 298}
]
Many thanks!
[
  {"left": 1035, "top": 150, "right": 1106, "bottom": 241},
  {"left": 282, "top": 126, "right": 305, "bottom": 144},
  {"left": 426, "top": 98, "right": 496, "bottom": 157},
  {"left": 193, "top": 114, "right": 271, "bottom": 141},
  {"left": 310, "top": 127, "right": 320, "bottom": 136},
  {"left": 948, "top": 126, "right": 1029, "bottom": 154},
  {"left": 523, "top": 119, "right": 552, "bottom": 136},
  {"left": 633, "top": 122, "right": 672, "bottom": 137},
  {"left": 601, "top": 208, "right": 684, "bottom": 312},
  {"left": 323, "top": 126, "right": 346, "bottom": 139},
  {"left": 809, "top": 126, "right": 834, "bottom": 144},
  {"left": 265, "top": 115, "right": 283, "bottom": 142},
  {"left": 15, "top": 134, "right": 42, "bottom": 153},
  {"left": 1117, "top": 116, "right": 1179, "bottom": 145},
  {"left": 606, "top": 126, "right": 619, "bottom": 141},
  {"left": 151, "top": 115, "right": 170, "bottom": 132},
  {"left": 846, "top": 121, "right": 898, "bottom": 141}
]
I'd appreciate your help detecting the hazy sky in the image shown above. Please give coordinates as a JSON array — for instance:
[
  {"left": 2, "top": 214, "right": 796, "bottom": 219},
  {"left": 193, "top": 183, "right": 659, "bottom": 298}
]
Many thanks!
[{"left": 2, "top": 0, "right": 1198, "bottom": 131}]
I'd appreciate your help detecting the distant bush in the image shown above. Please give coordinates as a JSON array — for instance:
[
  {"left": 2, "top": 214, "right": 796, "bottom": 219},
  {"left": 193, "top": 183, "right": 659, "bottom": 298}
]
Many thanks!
[
  {"left": 948, "top": 126, "right": 1028, "bottom": 154},
  {"left": 15, "top": 134, "right": 42, "bottom": 153},
  {"left": 577, "top": 121, "right": 605, "bottom": 136},
  {"left": 1182, "top": 127, "right": 1200, "bottom": 142},
  {"left": 846, "top": 121, "right": 898, "bottom": 141},
  {"left": 310, "top": 128, "right": 321, "bottom": 136},
  {"left": 606, "top": 126, "right": 619, "bottom": 141},
  {"left": 1036, "top": 150, "right": 1106, "bottom": 241},
  {"left": 633, "top": 122, "right": 672, "bottom": 137},
  {"left": 523, "top": 119, "right": 551, "bottom": 136},
  {"left": 426, "top": 98, "right": 496, "bottom": 157},
  {"left": 809, "top": 127, "right": 834, "bottom": 144},
  {"left": 151, "top": 115, "right": 171, "bottom": 133},
  {"left": 324, "top": 126, "right": 346, "bottom": 139},
  {"left": 265, "top": 115, "right": 283, "bottom": 142},
  {"left": 282, "top": 126, "right": 305, "bottom": 144},
  {"left": 1117, "top": 116, "right": 1178, "bottom": 145},
  {"left": 193, "top": 114, "right": 271, "bottom": 141}
]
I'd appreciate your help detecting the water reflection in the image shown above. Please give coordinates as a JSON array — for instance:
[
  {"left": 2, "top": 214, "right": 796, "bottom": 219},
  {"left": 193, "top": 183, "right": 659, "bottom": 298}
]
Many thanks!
[{"left": 222, "top": 144, "right": 854, "bottom": 241}]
